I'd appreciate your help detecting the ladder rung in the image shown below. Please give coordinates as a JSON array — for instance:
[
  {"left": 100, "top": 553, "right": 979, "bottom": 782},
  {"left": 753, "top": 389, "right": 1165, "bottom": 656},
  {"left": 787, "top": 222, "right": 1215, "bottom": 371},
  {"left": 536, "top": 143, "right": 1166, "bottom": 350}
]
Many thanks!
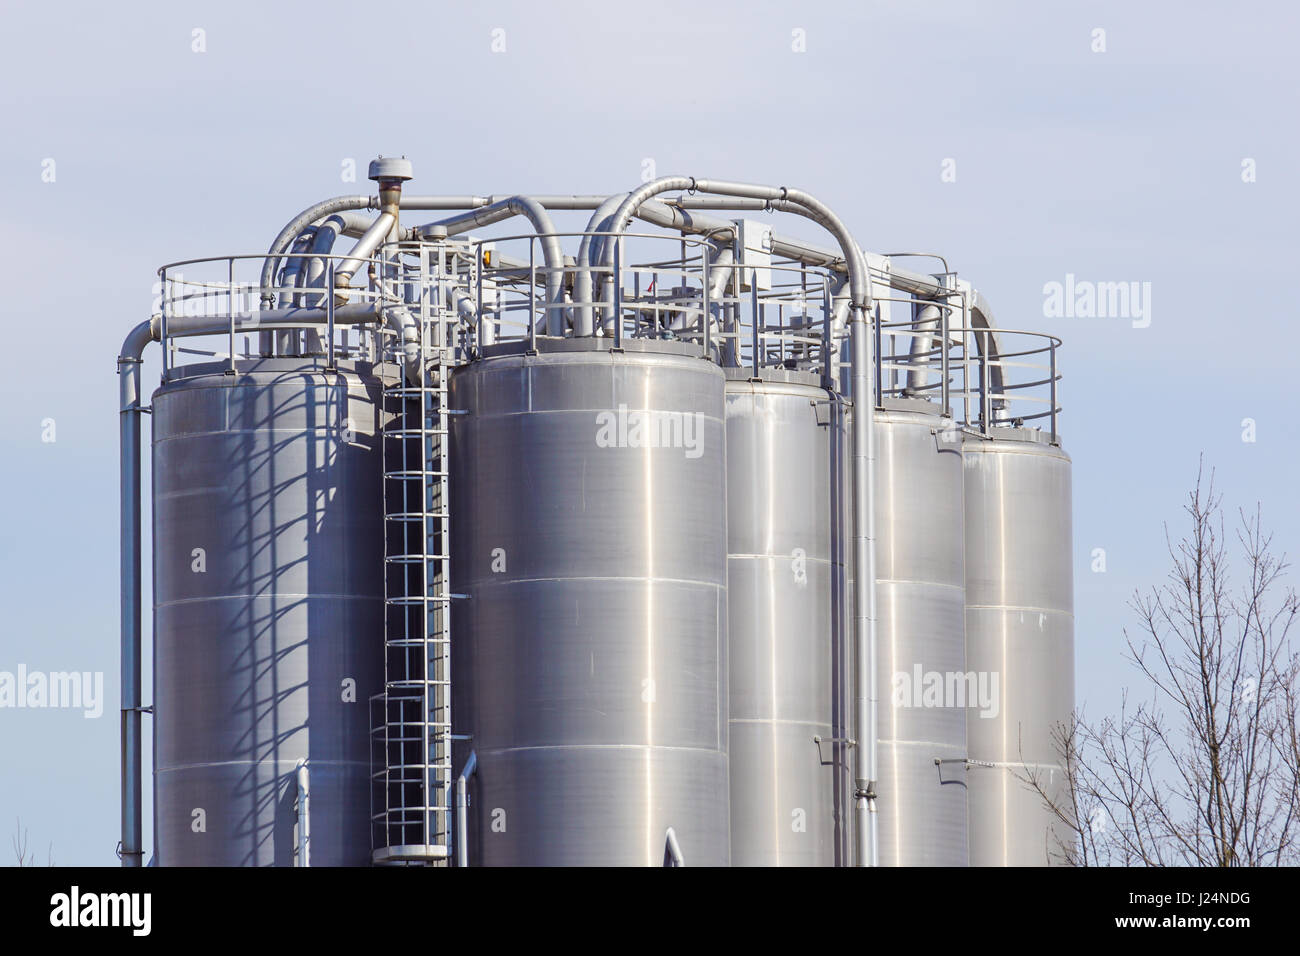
[{"left": 386, "top": 596, "right": 465, "bottom": 606}]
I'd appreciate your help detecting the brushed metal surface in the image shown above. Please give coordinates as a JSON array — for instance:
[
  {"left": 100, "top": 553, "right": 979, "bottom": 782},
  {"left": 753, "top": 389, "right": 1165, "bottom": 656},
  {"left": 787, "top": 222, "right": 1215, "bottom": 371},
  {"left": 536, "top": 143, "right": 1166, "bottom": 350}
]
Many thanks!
[
  {"left": 450, "top": 339, "right": 729, "bottom": 866},
  {"left": 151, "top": 359, "right": 385, "bottom": 866},
  {"left": 964, "top": 429, "right": 1074, "bottom": 866},
  {"left": 874, "top": 400, "right": 969, "bottom": 866},
  {"left": 725, "top": 377, "right": 838, "bottom": 866}
]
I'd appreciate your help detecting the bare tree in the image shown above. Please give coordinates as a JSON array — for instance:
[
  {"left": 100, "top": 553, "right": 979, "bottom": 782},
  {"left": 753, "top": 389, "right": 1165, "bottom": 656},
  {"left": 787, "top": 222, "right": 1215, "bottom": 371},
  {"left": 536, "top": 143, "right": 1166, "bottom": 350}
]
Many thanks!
[
  {"left": 1027, "top": 460, "right": 1300, "bottom": 866},
  {"left": 10, "top": 819, "right": 54, "bottom": 867},
  {"left": 11, "top": 819, "right": 33, "bottom": 867}
]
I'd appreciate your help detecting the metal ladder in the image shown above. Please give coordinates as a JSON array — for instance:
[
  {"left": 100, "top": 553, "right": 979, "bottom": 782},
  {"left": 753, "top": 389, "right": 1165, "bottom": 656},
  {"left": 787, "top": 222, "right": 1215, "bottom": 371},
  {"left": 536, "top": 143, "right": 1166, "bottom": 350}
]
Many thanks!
[{"left": 371, "top": 246, "right": 458, "bottom": 864}]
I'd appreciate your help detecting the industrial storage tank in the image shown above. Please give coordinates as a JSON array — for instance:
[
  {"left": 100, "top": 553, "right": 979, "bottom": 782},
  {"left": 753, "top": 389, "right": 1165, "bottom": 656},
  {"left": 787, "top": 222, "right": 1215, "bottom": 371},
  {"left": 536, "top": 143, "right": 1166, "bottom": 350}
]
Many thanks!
[
  {"left": 874, "top": 397, "right": 968, "bottom": 866},
  {"left": 151, "top": 358, "right": 385, "bottom": 866},
  {"left": 449, "top": 338, "right": 730, "bottom": 866},
  {"left": 725, "top": 370, "right": 840, "bottom": 867},
  {"left": 963, "top": 428, "right": 1074, "bottom": 866},
  {"left": 119, "top": 160, "right": 1078, "bottom": 869}
]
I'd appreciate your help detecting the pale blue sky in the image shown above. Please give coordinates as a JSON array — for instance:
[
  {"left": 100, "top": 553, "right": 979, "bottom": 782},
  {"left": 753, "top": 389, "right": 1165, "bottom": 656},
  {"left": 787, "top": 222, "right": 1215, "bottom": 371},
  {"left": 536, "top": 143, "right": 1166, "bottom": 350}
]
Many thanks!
[{"left": 1, "top": 0, "right": 1296, "bottom": 864}]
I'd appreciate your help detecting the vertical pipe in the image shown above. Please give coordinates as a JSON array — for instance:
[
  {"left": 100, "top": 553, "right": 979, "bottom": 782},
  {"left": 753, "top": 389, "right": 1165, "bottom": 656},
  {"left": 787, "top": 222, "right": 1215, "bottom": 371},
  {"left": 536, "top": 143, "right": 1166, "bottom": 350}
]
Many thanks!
[
  {"left": 118, "top": 319, "right": 154, "bottom": 867},
  {"left": 119, "top": 355, "right": 142, "bottom": 868},
  {"left": 821, "top": 282, "right": 832, "bottom": 389},
  {"left": 750, "top": 279, "right": 759, "bottom": 377},
  {"left": 574, "top": 194, "right": 628, "bottom": 337},
  {"left": 874, "top": 304, "right": 883, "bottom": 406},
  {"left": 849, "top": 300, "right": 878, "bottom": 868},
  {"left": 455, "top": 750, "right": 477, "bottom": 867},
  {"left": 296, "top": 760, "right": 310, "bottom": 867}
]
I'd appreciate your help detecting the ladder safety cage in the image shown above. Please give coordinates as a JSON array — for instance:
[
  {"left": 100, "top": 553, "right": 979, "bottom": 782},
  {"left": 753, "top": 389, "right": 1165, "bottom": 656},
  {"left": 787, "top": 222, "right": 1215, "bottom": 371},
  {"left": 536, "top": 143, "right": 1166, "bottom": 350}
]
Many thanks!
[{"left": 370, "top": 241, "right": 461, "bottom": 865}]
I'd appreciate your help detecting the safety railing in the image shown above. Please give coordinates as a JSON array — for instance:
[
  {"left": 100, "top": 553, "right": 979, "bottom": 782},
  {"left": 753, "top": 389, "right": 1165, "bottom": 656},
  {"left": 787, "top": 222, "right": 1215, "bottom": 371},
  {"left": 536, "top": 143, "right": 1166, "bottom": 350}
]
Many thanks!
[
  {"left": 154, "top": 243, "right": 1062, "bottom": 443},
  {"left": 952, "top": 325, "right": 1062, "bottom": 443},
  {"left": 154, "top": 252, "right": 401, "bottom": 376}
]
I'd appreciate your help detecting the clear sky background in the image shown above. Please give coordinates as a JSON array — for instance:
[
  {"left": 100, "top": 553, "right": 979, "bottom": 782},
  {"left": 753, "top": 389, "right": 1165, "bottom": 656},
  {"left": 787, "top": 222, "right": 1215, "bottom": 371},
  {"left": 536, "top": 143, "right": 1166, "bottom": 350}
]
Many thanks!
[{"left": 1, "top": 0, "right": 1296, "bottom": 865}]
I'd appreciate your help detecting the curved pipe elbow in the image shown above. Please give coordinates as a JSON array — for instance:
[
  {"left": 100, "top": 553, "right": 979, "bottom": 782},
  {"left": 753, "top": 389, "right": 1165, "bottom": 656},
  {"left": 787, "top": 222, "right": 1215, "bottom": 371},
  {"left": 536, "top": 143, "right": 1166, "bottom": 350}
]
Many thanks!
[
  {"left": 260, "top": 195, "right": 375, "bottom": 304},
  {"left": 383, "top": 305, "right": 423, "bottom": 384},
  {"left": 573, "top": 193, "right": 628, "bottom": 337},
  {"left": 416, "top": 196, "right": 566, "bottom": 335},
  {"left": 334, "top": 211, "right": 397, "bottom": 288},
  {"left": 119, "top": 318, "right": 158, "bottom": 365},
  {"left": 504, "top": 196, "right": 566, "bottom": 335}
]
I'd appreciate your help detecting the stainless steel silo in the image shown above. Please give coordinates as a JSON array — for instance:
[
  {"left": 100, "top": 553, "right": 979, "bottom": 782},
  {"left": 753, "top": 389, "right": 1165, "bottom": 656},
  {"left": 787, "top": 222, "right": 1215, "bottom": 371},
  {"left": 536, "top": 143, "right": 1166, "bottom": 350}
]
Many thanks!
[
  {"left": 874, "top": 398, "right": 968, "bottom": 866},
  {"left": 449, "top": 338, "right": 729, "bottom": 866},
  {"left": 963, "top": 428, "right": 1074, "bottom": 866},
  {"left": 725, "top": 370, "right": 840, "bottom": 867},
  {"left": 151, "top": 358, "right": 385, "bottom": 866}
]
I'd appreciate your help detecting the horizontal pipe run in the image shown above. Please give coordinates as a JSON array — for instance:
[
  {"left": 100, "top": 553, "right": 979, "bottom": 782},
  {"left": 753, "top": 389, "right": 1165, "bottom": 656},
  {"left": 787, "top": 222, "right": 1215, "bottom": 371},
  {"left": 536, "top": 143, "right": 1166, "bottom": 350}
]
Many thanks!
[{"left": 159, "top": 303, "right": 381, "bottom": 338}]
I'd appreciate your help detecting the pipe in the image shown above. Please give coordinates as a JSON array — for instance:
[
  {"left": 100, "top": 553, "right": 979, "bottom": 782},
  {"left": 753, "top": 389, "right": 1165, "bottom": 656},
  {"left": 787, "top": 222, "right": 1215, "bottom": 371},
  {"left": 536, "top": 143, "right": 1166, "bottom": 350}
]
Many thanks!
[
  {"left": 269, "top": 230, "right": 316, "bottom": 355},
  {"left": 699, "top": 244, "right": 734, "bottom": 358},
  {"left": 295, "top": 759, "right": 310, "bottom": 867},
  {"left": 598, "top": 177, "right": 878, "bottom": 866},
  {"left": 261, "top": 196, "right": 375, "bottom": 308},
  {"left": 455, "top": 750, "right": 477, "bottom": 867},
  {"left": 600, "top": 193, "right": 946, "bottom": 310},
  {"left": 301, "top": 216, "right": 349, "bottom": 354},
  {"left": 260, "top": 196, "right": 514, "bottom": 309},
  {"left": 300, "top": 214, "right": 378, "bottom": 352},
  {"left": 297, "top": 220, "right": 350, "bottom": 354},
  {"left": 573, "top": 194, "right": 627, "bottom": 336},
  {"left": 383, "top": 304, "right": 422, "bottom": 384},
  {"left": 850, "top": 290, "right": 879, "bottom": 869},
  {"left": 414, "top": 197, "right": 566, "bottom": 335},
  {"left": 969, "top": 293, "right": 1007, "bottom": 398},
  {"left": 307, "top": 213, "right": 378, "bottom": 294},
  {"left": 117, "top": 318, "right": 155, "bottom": 868},
  {"left": 442, "top": 280, "right": 482, "bottom": 344},
  {"left": 637, "top": 199, "right": 736, "bottom": 242},
  {"left": 163, "top": 303, "right": 381, "bottom": 338},
  {"left": 905, "top": 303, "right": 944, "bottom": 396},
  {"left": 332, "top": 211, "right": 396, "bottom": 289},
  {"left": 663, "top": 827, "right": 685, "bottom": 867}
]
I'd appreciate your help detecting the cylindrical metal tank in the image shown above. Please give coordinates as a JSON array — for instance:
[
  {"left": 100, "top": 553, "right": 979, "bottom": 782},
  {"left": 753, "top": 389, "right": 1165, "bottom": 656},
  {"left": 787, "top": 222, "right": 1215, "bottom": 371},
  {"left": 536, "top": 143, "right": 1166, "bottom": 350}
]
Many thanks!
[
  {"left": 964, "top": 428, "right": 1074, "bottom": 866},
  {"left": 874, "top": 398, "right": 968, "bottom": 866},
  {"left": 151, "top": 358, "right": 385, "bottom": 866},
  {"left": 725, "top": 370, "right": 841, "bottom": 867},
  {"left": 450, "top": 338, "right": 729, "bottom": 866}
]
